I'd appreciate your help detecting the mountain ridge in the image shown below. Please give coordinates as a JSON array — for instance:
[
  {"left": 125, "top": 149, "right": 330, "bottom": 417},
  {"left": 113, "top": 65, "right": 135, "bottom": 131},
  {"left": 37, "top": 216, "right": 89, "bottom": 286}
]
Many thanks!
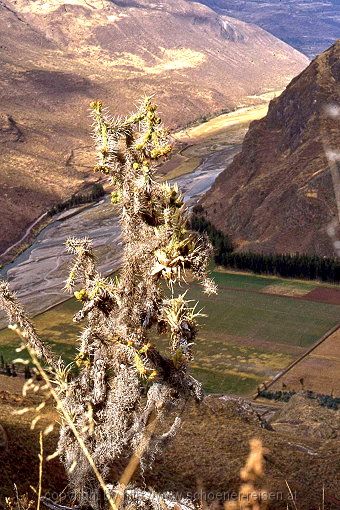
[
  {"left": 200, "top": 41, "right": 340, "bottom": 257},
  {"left": 195, "top": 0, "right": 340, "bottom": 58},
  {"left": 0, "top": 0, "right": 308, "bottom": 254}
]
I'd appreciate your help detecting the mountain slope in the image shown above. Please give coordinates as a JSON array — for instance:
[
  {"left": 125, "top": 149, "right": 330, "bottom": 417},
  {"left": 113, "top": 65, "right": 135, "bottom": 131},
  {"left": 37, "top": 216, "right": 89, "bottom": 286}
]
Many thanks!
[
  {"left": 201, "top": 41, "right": 340, "bottom": 257},
  {"left": 0, "top": 0, "right": 309, "bottom": 255},
  {"left": 195, "top": 0, "right": 340, "bottom": 58}
]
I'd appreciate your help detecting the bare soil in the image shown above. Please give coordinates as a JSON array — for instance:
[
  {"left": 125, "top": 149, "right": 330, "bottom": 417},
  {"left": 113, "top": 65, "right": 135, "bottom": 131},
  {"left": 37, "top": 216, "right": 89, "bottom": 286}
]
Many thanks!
[
  {"left": 271, "top": 329, "right": 340, "bottom": 395},
  {"left": 303, "top": 287, "right": 340, "bottom": 305},
  {"left": 261, "top": 285, "right": 311, "bottom": 298}
]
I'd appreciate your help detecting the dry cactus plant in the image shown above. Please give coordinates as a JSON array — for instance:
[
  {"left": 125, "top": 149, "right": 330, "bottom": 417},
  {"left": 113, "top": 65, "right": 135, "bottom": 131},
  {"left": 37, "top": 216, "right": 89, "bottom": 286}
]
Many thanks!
[{"left": 0, "top": 97, "right": 216, "bottom": 510}]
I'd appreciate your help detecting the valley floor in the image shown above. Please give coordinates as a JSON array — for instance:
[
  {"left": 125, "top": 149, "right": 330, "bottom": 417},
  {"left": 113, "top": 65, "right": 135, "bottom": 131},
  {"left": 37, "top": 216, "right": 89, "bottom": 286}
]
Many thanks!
[
  {"left": 0, "top": 100, "right": 271, "bottom": 326},
  {"left": 0, "top": 95, "right": 339, "bottom": 400},
  {"left": 0, "top": 271, "right": 339, "bottom": 397}
]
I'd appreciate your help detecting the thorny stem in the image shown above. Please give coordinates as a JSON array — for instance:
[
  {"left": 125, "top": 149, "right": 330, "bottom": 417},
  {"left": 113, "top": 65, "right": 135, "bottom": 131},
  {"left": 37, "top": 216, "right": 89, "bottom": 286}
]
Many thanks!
[
  {"left": 114, "top": 410, "right": 159, "bottom": 509},
  {"left": 0, "top": 281, "right": 61, "bottom": 372},
  {"left": 9, "top": 325, "right": 118, "bottom": 510},
  {"left": 1, "top": 97, "right": 216, "bottom": 510}
]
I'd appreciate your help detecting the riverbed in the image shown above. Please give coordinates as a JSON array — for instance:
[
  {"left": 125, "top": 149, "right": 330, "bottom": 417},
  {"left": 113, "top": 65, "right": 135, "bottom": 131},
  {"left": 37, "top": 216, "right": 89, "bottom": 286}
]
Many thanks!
[{"left": 0, "top": 101, "right": 272, "bottom": 326}]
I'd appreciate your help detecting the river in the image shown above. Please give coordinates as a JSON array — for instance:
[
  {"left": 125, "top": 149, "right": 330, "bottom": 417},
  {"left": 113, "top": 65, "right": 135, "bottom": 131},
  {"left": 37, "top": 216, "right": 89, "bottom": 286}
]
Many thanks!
[{"left": 0, "top": 101, "right": 271, "bottom": 327}]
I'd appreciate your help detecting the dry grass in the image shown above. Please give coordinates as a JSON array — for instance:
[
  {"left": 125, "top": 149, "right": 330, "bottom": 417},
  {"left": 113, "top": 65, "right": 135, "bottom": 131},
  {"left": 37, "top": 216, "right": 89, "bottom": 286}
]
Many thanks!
[
  {"left": 0, "top": 381, "right": 67, "bottom": 502},
  {"left": 146, "top": 397, "right": 340, "bottom": 509}
]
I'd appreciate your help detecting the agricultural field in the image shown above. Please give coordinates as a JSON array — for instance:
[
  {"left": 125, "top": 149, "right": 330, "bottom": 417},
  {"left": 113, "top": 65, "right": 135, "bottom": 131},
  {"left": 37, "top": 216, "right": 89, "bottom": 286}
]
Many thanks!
[
  {"left": 270, "top": 328, "right": 340, "bottom": 395},
  {"left": 0, "top": 271, "right": 339, "bottom": 396},
  {"left": 159, "top": 102, "right": 272, "bottom": 181}
]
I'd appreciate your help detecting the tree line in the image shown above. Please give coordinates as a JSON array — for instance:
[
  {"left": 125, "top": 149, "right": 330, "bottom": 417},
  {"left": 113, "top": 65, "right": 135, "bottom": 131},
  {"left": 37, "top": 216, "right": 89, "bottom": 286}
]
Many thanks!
[
  {"left": 190, "top": 206, "right": 234, "bottom": 257},
  {"left": 48, "top": 182, "right": 105, "bottom": 216},
  {"left": 191, "top": 208, "right": 340, "bottom": 284}
]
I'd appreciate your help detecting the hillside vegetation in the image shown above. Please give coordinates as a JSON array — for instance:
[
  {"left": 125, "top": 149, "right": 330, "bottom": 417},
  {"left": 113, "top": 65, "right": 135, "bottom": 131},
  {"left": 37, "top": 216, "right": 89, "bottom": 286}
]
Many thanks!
[{"left": 1, "top": 383, "right": 340, "bottom": 509}]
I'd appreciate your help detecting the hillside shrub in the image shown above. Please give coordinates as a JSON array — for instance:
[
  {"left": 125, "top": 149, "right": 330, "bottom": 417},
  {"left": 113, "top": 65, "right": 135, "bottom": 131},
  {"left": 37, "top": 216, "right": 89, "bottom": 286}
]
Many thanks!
[{"left": 259, "top": 389, "right": 340, "bottom": 410}]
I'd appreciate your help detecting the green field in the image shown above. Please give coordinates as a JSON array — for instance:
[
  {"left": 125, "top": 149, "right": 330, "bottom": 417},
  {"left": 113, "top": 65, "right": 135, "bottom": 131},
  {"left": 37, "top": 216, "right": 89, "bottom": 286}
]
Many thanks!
[{"left": 0, "top": 271, "right": 339, "bottom": 395}]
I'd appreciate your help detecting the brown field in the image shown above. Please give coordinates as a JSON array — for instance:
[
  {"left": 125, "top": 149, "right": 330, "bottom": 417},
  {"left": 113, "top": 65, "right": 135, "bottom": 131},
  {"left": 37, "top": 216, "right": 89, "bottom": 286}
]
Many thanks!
[
  {"left": 271, "top": 328, "right": 340, "bottom": 395},
  {"left": 304, "top": 287, "right": 340, "bottom": 305},
  {"left": 174, "top": 102, "right": 274, "bottom": 142},
  {"left": 261, "top": 284, "right": 311, "bottom": 298}
]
